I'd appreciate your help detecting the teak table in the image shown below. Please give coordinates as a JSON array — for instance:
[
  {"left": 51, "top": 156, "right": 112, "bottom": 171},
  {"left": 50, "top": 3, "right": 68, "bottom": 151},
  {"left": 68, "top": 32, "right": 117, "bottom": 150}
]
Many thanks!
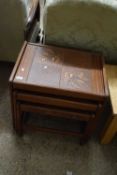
[
  {"left": 101, "top": 65, "right": 117, "bottom": 144},
  {"left": 9, "top": 42, "right": 107, "bottom": 143}
]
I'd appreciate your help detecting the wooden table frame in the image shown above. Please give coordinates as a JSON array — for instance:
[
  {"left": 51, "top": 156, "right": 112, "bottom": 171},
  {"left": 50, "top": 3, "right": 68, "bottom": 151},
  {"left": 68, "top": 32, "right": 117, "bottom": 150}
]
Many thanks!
[{"left": 9, "top": 42, "right": 108, "bottom": 144}]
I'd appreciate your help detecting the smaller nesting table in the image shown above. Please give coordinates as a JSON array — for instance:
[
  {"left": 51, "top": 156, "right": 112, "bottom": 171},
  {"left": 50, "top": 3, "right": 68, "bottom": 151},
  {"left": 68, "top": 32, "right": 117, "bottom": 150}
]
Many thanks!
[
  {"left": 101, "top": 65, "right": 117, "bottom": 144},
  {"left": 9, "top": 42, "right": 107, "bottom": 143}
]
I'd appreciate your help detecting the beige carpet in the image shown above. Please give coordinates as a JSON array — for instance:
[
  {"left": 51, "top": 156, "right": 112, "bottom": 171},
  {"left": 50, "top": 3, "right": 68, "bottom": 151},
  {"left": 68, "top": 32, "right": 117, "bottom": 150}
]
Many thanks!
[{"left": 0, "top": 62, "right": 117, "bottom": 175}]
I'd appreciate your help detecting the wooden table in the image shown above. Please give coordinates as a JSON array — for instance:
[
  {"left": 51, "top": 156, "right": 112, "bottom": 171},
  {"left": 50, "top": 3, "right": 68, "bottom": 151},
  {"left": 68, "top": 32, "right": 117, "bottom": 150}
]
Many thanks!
[
  {"left": 101, "top": 65, "right": 117, "bottom": 144},
  {"left": 9, "top": 42, "right": 107, "bottom": 143}
]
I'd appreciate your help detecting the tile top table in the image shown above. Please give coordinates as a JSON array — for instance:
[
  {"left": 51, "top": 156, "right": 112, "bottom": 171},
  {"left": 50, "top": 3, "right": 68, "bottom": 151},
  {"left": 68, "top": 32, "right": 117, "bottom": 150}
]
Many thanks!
[{"left": 9, "top": 42, "right": 108, "bottom": 143}]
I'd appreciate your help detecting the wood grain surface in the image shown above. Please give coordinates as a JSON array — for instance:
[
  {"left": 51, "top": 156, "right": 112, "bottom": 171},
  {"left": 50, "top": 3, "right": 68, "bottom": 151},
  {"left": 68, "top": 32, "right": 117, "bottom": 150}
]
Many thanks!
[{"left": 105, "top": 65, "right": 117, "bottom": 115}]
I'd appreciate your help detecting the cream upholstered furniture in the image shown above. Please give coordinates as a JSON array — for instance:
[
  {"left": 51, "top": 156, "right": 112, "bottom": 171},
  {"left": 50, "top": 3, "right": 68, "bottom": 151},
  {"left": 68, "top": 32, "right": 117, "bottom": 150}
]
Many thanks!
[
  {"left": 101, "top": 65, "right": 117, "bottom": 144},
  {"left": 0, "top": 0, "right": 39, "bottom": 62},
  {"left": 43, "top": 0, "right": 117, "bottom": 64}
]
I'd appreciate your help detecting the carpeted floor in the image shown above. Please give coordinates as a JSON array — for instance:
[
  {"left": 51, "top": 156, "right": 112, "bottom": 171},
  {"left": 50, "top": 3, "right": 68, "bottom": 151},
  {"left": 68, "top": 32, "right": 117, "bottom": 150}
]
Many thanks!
[{"left": 0, "top": 62, "right": 117, "bottom": 175}]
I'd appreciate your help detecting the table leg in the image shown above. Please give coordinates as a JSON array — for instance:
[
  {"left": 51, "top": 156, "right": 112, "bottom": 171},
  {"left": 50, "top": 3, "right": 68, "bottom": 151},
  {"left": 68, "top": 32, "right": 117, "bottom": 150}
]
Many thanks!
[
  {"left": 12, "top": 92, "right": 17, "bottom": 130},
  {"left": 101, "top": 115, "right": 117, "bottom": 144},
  {"left": 15, "top": 102, "right": 23, "bottom": 135},
  {"left": 80, "top": 104, "right": 103, "bottom": 144}
]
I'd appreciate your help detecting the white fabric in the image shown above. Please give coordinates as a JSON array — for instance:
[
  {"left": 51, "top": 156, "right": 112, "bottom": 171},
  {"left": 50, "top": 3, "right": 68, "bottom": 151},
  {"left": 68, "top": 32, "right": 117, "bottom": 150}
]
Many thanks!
[
  {"left": 43, "top": 0, "right": 117, "bottom": 63},
  {"left": 39, "top": 0, "right": 46, "bottom": 30},
  {"left": 46, "top": 0, "right": 117, "bottom": 8}
]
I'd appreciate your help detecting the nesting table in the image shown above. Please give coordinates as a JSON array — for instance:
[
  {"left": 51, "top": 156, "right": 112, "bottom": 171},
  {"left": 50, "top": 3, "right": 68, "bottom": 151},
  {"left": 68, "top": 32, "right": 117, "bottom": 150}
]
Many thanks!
[
  {"left": 9, "top": 42, "right": 107, "bottom": 143},
  {"left": 101, "top": 65, "right": 117, "bottom": 144}
]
